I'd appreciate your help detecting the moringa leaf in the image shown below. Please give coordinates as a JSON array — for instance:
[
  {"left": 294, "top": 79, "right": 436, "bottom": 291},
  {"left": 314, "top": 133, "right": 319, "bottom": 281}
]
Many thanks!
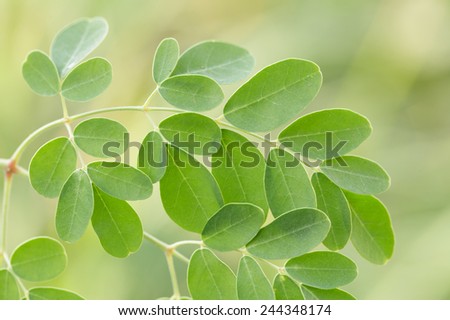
[
  {"left": 51, "top": 17, "right": 108, "bottom": 77},
  {"left": 285, "top": 251, "right": 358, "bottom": 289},
  {"left": 273, "top": 274, "right": 304, "bottom": 300},
  {"left": 56, "top": 169, "right": 94, "bottom": 243},
  {"left": 153, "top": 38, "right": 179, "bottom": 84},
  {"left": 265, "top": 148, "right": 316, "bottom": 218},
  {"left": 10, "top": 237, "right": 67, "bottom": 282},
  {"left": 172, "top": 41, "right": 254, "bottom": 84},
  {"left": 159, "top": 75, "right": 223, "bottom": 111},
  {"left": 311, "top": 172, "right": 351, "bottom": 250},
  {"left": 61, "top": 57, "right": 112, "bottom": 101},
  {"left": 223, "top": 59, "right": 322, "bottom": 132},
  {"left": 278, "top": 109, "right": 372, "bottom": 160},
  {"left": 320, "top": 156, "right": 390, "bottom": 194},
  {"left": 246, "top": 208, "right": 330, "bottom": 260},
  {"left": 237, "top": 256, "right": 274, "bottom": 300},
  {"left": 29, "top": 137, "right": 77, "bottom": 198},
  {"left": 22, "top": 50, "right": 60, "bottom": 96},
  {"left": 301, "top": 285, "right": 356, "bottom": 300},
  {"left": 212, "top": 129, "right": 268, "bottom": 215},
  {"left": 91, "top": 187, "right": 143, "bottom": 258},
  {"left": 74, "top": 118, "right": 128, "bottom": 158},
  {"left": 137, "top": 131, "right": 167, "bottom": 183},
  {"left": 345, "top": 191, "right": 394, "bottom": 265},
  {"left": 87, "top": 162, "right": 152, "bottom": 201},
  {"left": 159, "top": 113, "right": 222, "bottom": 155},
  {"left": 188, "top": 249, "right": 237, "bottom": 299},
  {"left": 202, "top": 203, "right": 264, "bottom": 251},
  {"left": 160, "top": 146, "right": 223, "bottom": 233},
  {"left": 0, "top": 269, "right": 20, "bottom": 300},
  {"left": 28, "top": 287, "right": 84, "bottom": 300}
]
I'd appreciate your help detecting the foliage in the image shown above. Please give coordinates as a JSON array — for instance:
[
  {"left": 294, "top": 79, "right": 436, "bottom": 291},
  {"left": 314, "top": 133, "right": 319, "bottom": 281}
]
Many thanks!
[{"left": 0, "top": 17, "right": 394, "bottom": 300}]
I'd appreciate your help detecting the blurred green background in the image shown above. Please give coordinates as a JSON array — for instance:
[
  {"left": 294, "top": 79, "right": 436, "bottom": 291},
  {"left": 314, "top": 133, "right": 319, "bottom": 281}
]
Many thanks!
[{"left": 1, "top": 0, "right": 450, "bottom": 299}]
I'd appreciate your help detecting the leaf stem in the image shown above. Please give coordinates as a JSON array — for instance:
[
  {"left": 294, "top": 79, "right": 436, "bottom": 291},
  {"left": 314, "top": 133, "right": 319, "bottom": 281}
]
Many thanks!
[
  {"left": 143, "top": 231, "right": 190, "bottom": 264},
  {"left": 2, "top": 253, "right": 29, "bottom": 299},
  {"left": 0, "top": 174, "right": 13, "bottom": 267},
  {"left": 170, "top": 240, "right": 203, "bottom": 249},
  {"left": 143, "top": 88, "right": 159, "bottom": 108},
  {"left": 60, "top": 93, "right": 70, "bottom": 120},
  {"left": 165, "top": 251, "right": 180, "bottom": 299}
]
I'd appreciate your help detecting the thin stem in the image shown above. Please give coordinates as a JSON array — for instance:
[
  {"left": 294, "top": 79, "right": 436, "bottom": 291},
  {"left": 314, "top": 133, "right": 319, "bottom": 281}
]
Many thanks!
[
  {"left": 0, "top": 174, "right": 13, "bottom": 267},
  {"left": 143, "top": 88, "right": 159, "bottom": 107},
  {"left": 60, "top": 93, "right": 69, "bottom": 119},
  {"left": 165, "top": 252, "right": 180, "bottom": 299},
  {"left": 61, "top": 98, "right": 86, "bottom": 168},
  {"left": 143, "top": 231, "right": 190, "bottom": 264},
  {"left": 170, "top": 240, "right": 203, "bottom": 249},
  {"left": 2, "top": 253, "right": 28, "bottom": 298}
]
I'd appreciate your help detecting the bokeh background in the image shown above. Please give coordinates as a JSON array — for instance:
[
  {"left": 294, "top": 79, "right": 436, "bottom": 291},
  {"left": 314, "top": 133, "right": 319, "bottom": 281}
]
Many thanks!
[{"left": 1, "top": 0, "right": 450, "bottom": 299}]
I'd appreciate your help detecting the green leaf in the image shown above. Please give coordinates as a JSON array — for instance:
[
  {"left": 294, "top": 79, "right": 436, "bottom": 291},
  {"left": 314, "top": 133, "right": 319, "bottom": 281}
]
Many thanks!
[
  {"left": 265, "top": 148, "right": 316, "bottom": 218},
  {"left": 212, "top": 129, "right": 268, "bottom": 215},
  {"left": 137, "top": 131, "right": 167, "bottom": 183},
  {"left": 56, "top": 169, "right": 94, "bottom": 243},
  {"left": 237, "top": 256, "right": 274, "bottom": 300},
  {"left": 278, "top": 109, "right": 372, "bottom": 160},
  {"left": 0, "top": 269, "right": 20, "bottom": 300},
  {"left": 160, "top": 146, "right": 223, "bottom": 233},
  {"left": 311, "top": 172, "right": 351, "bottom": 250},
  {"left": 223, "top": 59, "right": 322, "bottom": 132},
  {"left": 51, "top": 17, "right": 108, "bottom": 77},
  {"left": 10, "top": 237, "right": 67, "bottom": 282},
  {"left": 159, "top": 113, "right": 222, "bottom": 155},
  {"left": 285, "top": 251, "right": 358, "bottom": 289},
  {"left": 301, "top": 285, "right": 355, "bottom": 300},
  {"left": 29, "top": 287, "right": 84, "bottom": 300},
  {"left": 22, "top": 50, "right": 60, "bottom": 96},
  {"left": 74, "top": 118, "right": 128, "bottom": 158},
  {"left": 246, "top": 208, "right": 330, "bottom": 260},
  {"left": 320, "top": 156, "right": 390, "bottom": 194},
  {"left": 29, "top": 137, "right": 77, "bottom": 198},
  {"left": 172, "top": 41, "right": 254, "bottom": 84},
  {"left": 188, "top": 249, "right": 237, "bottom": 299},
  {"left": 87, "top": 162, "right": 152, "bottom": 201},
  {"left": 61, "top": 58, "right": 112, "bottom": 101},
  {"left": 153, "top": 38, "right": 179, "bottom": 84},
  {"left": 202, "top": 203, "right": 264, "bottom": 251},
  {"left": 159, "top": 75, "right": 224, "bottom": 111},
  {"left": 273, "top": 274, "right": 304, "bottom": 300},
  {"left": 345, "top": 191, "right": 394, "bottom": 265},
  {"left": 91, "top": 187, "right": 143, "bottom": 258}
]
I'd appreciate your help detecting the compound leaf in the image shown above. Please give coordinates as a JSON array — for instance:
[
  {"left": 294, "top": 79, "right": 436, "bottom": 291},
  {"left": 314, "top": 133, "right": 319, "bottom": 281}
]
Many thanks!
[
  {"left": 160, "top": 146, "right": 223, "bottom": 233},
  {"left": 172, "top": 41, "right": 254, "bottom": 84},
  {"left": 246, "top": 208, "right": 330, "bottom": 260},
  {"left": 212, "top": 129, "right": 268, "bottom": 215},
  {"left": 61, "top": 58, "right": 112, "bottom": 101},
  {"left": 345, "top": 191, "right": 394, "bottom": 265},
  {"left": 265, "top": 148, "right": 315, "bottom": 218},
  {"left": 273, "top": 274, "right": 304, "bottom": 300},
  {"left": 312, "top": 172, "right": 351, "bottom": 250},
  {"left": 278, "top": 109, "right": 372, "bottom": 160},
  {"left": 56, "top": 169, "right": 94, "bottom": 243},
  {"left": 159, "top": 75, "right": 223, "bottom": 111},
  {"left": 286, "top": 251, "right": 358, "bottom": 289},
  {"left": 237, "top": 256, "right": 274, "bottom": 300},
  {"left": 11, "top": 237, "right": 67, "bottom": 282},
  {"left": 51, "top": 17, "right": 108, "bottom": 77},
  {"left": 188, "top": 248, "right": 237, "bottom": 300},
  {"left": 0, "top": 269, "right": 20, "bottom": 300},
  {"left": 202, "top": 203, "right": 264, "bottom": 251},
  {"left": 22, "top": 50, "right": 60, "bottom": 96},
  {"left": 74, "top": 118, "right": 128, "bottom": 158},
  {"left": 301, "top": 285, "right": 355, "bottom": 300},
  {"left": 87, "top": 162, "right": 152, "bottom": 201},
  {"left": 223, "top": 59, "right": 322, "bottom": 132},
  {"left": 159, "top": 113, "right": 222, "bottom": 155},
  {"left": 29, "top": 137, "right": 77, "bottom": 198},
  {"left": 91, "top": 187, "right": 143, "bottom": 258},
  {"left": 29, "top": 287, "right": 84, "bottom": 300},
  {"left": 137, "top": 131, "right": 167, "bottom": 183},
  {"left": 153, "top": 38, "right": 179, "bottom": 84},
  {"left": 320, "top": 156, "right": 390, "bottom": 194}
]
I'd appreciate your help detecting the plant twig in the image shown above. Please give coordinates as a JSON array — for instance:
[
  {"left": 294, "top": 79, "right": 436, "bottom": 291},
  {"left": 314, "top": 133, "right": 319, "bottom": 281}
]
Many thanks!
[
  {"left": 165, "top": 251, "right": 180, "bottom": 299},
  {"left": 143, "top": 231, "right": 190, "bottom": 264},
  {"left": 0, "top": 175, "right": 13, "bottom": 267}
]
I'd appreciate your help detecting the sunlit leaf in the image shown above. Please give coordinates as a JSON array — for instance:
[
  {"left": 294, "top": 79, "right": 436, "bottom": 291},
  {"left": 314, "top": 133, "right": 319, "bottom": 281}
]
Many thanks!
[
  {"left": 237, "top": 256, "right": 274, "bottom": 300},
  {"left": 29, "top": 287, "right": 84, "bottom": 300},
  {"left": 29, "top": 137, "right": 77, "bottom": 198},
  {"left": 22, "top": 50, "right": 59, "bottom": 96},
  {"left": 153, "top": 38, "right": 179, "bottom": 84},
  {"left": 137, "top": 131, "right": 167, "bottom": 183},
  {"left": 301, "top": 285, "right": 356, "bottom": 300},
  {"left": 273, "top": 274, "right": 304, "bottom": 300}
]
